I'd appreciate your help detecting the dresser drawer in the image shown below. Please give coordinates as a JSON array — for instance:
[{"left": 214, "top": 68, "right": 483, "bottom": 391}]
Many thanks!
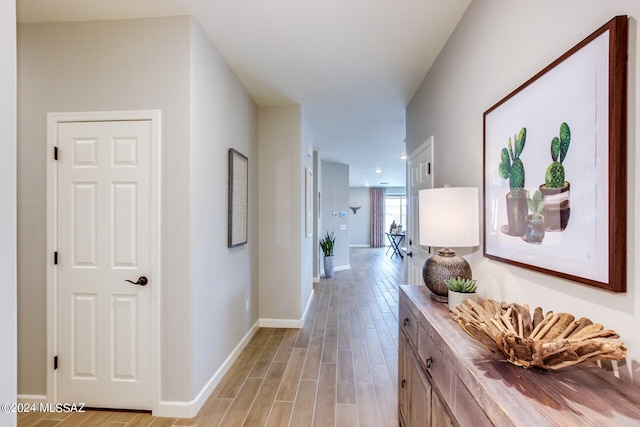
[
  {"left": 399, "top": 301, "right": 417, "bottom": 345},
  {"left": 417, "top": 323, "right": 453, "bottom": 406},
  {"left": 452, "top": 379, "right": 493, "bottom": 427}
]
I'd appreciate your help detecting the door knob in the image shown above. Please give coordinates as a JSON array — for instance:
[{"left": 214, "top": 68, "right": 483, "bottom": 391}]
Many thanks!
[
  {"left": 125, "top": 276, "right": 148, "bottom": 286},
  {"left": 406, "top": 252, "right": 413, "bottom": 257}
]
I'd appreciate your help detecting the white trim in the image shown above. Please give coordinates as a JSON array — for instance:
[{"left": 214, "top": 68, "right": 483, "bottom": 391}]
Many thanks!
[
  {"left": 46, "top": 110, "right": 162, "bottom": 412},
  {"left": 259, "top": 318, "right": 303, "bottom": 328},
  {"left": 17, "top": 395, "right": 48, "bottom": 405},
  {"left": 313, "top": 276, "right": 320, "bottom": 283},
  {"left": 301, "top": 290, "right": 314, "bottom": 322},
  {"left": 349, "top": 244, "right": 370, "bottom": 248},
  {"left": 154, "top": 321, "right": 260, "bottom": 418},
  {"left": 320, "top": 264, "right": 350, "bottom": 277},
  {"left": 258, "top": 290, "right": 315, "bottom": 329}
]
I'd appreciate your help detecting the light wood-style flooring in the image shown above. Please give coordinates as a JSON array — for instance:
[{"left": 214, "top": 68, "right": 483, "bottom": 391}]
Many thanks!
[{"left": 18, "top": 247, "right": 402, "bottom": 427}]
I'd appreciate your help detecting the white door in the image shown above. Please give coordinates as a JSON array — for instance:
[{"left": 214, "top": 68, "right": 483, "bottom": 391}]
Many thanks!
[
  {"left": 404, "top": 138, "right": 434, "bottom": 285},
  {"left": 56, "top": 120, "right": 152, "bottom": 409}
]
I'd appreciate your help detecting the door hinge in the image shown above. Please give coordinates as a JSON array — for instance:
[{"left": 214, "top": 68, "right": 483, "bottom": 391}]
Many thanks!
[
  {"left": 54, "top": 251, "right": 58, "bottom": 265},
  {"left": 54, "top": 147, "right": 58, "bottom": 160},
  {"left": 54, "top": 356, "right": 58, "bottom": 370}
]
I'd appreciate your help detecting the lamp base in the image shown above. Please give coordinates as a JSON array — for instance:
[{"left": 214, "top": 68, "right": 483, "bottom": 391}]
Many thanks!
[{"left": 422, "top": 248, "right": 472, "bottom": 303}]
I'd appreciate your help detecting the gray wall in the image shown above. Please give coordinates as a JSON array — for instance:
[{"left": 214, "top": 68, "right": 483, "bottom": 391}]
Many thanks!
[
  {"left": 18, "top": 16, "right": 260, "bottom": 403},
  {"left": 313, "top": 151, "right": 320, "bottom": 279},
  {"left": 0, "top": 1, "right": 17, "bottom": 424},
  {"left": 258, "top": 106, "right": 313, "bottom": 322},
  {"left": 300, "top": 113, "right": 314, "bottom": 311},
  {"left": 320, "top": 161, "right": 350, "bottom": 270},
  {"left": 407, "top": 0, "right": 640, "bottom": 387},
  {"left": 190, "top": 20, "right": 259, "bottom": 396},
  {"left": 348, "top": 186, "right": 406, "bottom": 247},
  {"left": 348, "top": 188, "right": 370, "bottom": 246}
]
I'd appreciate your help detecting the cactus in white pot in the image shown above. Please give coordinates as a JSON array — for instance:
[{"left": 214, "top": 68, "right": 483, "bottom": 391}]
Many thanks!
[{"left": 445, "top": 276, "right": 478, "bottom": 311}]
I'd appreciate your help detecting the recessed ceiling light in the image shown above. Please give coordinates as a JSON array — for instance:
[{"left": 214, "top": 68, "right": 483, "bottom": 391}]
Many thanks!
[
  {"left": 400, "top": 155, "right": 407, "bottom": 160},
  {"left": 375, "top": 168, "right": 382, "bottom": 174}
]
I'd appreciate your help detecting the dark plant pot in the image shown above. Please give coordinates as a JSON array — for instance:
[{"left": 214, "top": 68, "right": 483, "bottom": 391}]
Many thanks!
[
  {"left": 505, "top": 192, "right": 527, "bottom": 236},
  {"left": 539, "top": 182, "right": 570, "bottom": 231},
  {"left": 524, "top": 214, "right": 545, "bottom": 244},
  {"left": 323, "top": 255, "right": 335, "bottom": 278}
]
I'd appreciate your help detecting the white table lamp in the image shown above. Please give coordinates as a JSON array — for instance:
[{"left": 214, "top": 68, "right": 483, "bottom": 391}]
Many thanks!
[{"left": 419, "top": 187, "right": 479, "bottom": 302}]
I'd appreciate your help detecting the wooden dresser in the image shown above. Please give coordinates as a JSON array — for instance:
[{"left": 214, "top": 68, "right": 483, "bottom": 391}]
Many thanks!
[{"left": 398, "top": 285, "right": 640, "bottom": 427}]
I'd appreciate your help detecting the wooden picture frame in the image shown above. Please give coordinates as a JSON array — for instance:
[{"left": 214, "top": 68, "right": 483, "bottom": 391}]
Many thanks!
[
  {"left": 483, "top": 16, "right": 627, "bottom": 292},
  {"left": 228, "top": 148, "right": 248, "bottom": 247}
]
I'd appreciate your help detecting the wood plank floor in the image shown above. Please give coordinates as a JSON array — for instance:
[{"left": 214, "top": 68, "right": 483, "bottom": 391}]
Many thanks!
[{"left": 18, "top": 247, "right": 403, "bottom": 427}]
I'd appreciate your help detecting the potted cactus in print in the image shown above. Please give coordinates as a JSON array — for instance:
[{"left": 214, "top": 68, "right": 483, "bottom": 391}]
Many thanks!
[
  {"left": 498, "top": 127, "right": 528, "bottom": 236},
  {"left": 539, "top": 122, "right": 571, "bottom": 231},
  {"left": 525, "top": 190, "right": 545, "bottom": 244}
]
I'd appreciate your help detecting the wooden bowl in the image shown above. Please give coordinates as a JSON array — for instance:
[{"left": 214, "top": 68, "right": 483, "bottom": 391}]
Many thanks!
[{"left": 449, "top": 298, "right": 626, "bottom": 370}]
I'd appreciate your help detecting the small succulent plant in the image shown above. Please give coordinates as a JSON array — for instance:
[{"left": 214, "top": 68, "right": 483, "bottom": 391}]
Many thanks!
[
  {"left": 527, "top": 190, "right": 545, "bottom": 221},
  {"left": 498, "top": 128, "right": 527, "bottom": 197},
  {"left": 445, "top": 276, "right": 477, "bottom": 293},
  {"left": 545, "top": 122, "right": 571, "bottom": 188}
]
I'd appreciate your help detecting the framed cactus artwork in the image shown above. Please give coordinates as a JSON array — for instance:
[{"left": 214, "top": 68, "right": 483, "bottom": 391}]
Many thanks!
[{"left": 482, "top": 16, "right": 627, "bottom": 293}]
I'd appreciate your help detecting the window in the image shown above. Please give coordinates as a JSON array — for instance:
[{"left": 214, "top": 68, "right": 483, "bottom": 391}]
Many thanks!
[{"left": 385, "top": 195, "right": 406, "bottom": 233}]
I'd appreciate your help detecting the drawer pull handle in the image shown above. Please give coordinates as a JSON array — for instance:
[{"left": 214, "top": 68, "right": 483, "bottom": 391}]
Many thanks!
[
  {"left": 401, "top": 379, "right": 406, "bottom": 388},
  {"left": 426, "top": 357, "right": 433, "bottom": 369},
  {"left": 403, "top": 318, "right": 410, "bottom": 327}
]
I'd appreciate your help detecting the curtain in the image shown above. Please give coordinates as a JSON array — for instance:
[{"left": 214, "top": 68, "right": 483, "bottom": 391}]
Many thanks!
[{"left": 370, "top": 188, "right": 386, "bottom": 247}]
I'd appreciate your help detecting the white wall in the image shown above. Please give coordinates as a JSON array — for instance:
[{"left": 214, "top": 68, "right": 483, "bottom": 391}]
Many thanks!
[
  {"left": 320, "top": 161, "right": 350, "bottom": 270},
  {"left": 348, "top": 187, "right": 371, "bottom": 246},
  {"left": 407, "top": 1, "right": 640, "bottom": 386},
  {"left": 19, "top": 16, "right": 193, "bottom": 402},
  {"left": 258, "top": 106, "right": 309, "bottom": 323},
  {"left": 190, "top": 20, "right": 259, "bottom": 397},
  {"left": 0, "top": 1, "right": 17, "bottom": 425}
]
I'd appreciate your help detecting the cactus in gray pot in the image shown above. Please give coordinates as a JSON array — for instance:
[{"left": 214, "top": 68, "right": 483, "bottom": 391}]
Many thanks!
[
  {"left": 498, "top": 128, "right": 527, "bottom": 197},
  {"left": 545, "top": 122, "right": 571, "bottom": 188}
]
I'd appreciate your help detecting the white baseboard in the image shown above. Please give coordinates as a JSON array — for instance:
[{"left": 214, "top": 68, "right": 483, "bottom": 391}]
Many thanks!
[
  {"left": 154, "top": 320, "right": 260, "bottom": 418},
  {"left": 259, "top": 318, "right": 303, "bottom": 328},
  {"left": 301, "top": 291, "right": 313, "bottom": 323},
  {"left": 17, "top": 394, "right": 48, "bottom": 405},
  {"left": 321, "top": 265, "right": 350, "bottom": 277},
  {"left": 313, "top": 276, "right": 320, "bottom": 283},
  {"left": 259, "top": 291, "right": 314, "bottom": 329}
]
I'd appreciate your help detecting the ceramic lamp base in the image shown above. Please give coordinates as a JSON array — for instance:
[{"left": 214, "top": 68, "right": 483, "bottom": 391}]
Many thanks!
[{"left": 422, "top": 248, "right": 472, "bottom": 302}]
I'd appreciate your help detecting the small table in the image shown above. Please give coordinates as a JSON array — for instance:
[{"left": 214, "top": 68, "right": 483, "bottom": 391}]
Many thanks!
[{"left": 385, "top": 232, "right": 405, "bottom": 258}]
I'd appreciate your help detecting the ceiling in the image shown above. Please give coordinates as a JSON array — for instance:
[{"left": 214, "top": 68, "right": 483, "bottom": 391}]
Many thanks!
[{"left": 17, "top": 0, "right": 471, "bottom": 187}]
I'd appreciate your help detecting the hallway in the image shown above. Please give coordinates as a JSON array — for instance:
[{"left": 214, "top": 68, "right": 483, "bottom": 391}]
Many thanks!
[{"left": 19, "top": 247, "right": 403, "bottom": 426}]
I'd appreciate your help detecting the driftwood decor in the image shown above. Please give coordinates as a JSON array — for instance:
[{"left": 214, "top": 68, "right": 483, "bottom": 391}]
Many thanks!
[{"left": 450, "top": 299, "right": 626, "bottom": 370}]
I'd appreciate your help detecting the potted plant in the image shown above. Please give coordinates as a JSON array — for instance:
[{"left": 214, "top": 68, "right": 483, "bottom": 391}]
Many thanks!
[
  {"left": 320, "top": 231, "right": 336, "bottom": 278},
  {"left": 525, "top": 190, "right": 545, "bottom": 244},
  {"left": 498, "top": 127, "right": 528, "bottom": 236},
  {"left": 539, "top": 122, "right": 571, "bottom": 231},
  {"left": 445, "top": 276, "right": 478, "bottom": 311}
]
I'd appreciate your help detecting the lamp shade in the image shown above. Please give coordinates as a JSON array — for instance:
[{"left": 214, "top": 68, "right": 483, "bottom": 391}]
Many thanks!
[{"left": 419, "top": 187, "right": 479, "bottom": 248}]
